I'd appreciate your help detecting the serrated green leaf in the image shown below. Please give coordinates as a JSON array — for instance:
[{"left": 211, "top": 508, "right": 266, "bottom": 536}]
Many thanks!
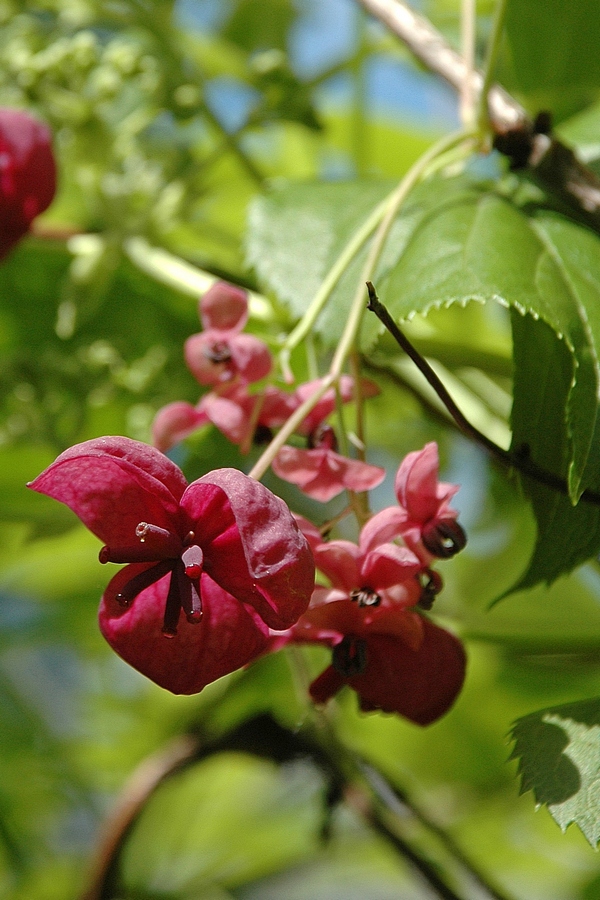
[
  {"left": 378, "top": 174, "right": 600, "bottom": 587},
  {"left": 246, "top": 179, "right": 394, "bottom": 341},
  {"left": 510, "top": 698, "right": 600, "bottom": 846}
]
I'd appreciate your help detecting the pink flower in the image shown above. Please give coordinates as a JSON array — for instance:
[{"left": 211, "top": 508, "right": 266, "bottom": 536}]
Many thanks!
[
  {"left": 294, "top": 375, "right": 379, "bottom": 436},
  {"left": 285, "top": 521, "right": 466, "bottom": 724},
  {"left": 184, "top": 282, "right": 272, "bottom": 386},
  {"left": 272, "top": 443, "right": 385, "bottom": 502},
  {"left": 361, "top": 442, "right": 466, "bottom": 562},
  {"left": 0, "top": 108, "right": 56, "bottom": 259},
  {"left": 152, "top": 383, "right": 298, "bottom": 454},
  {"left": 28, "top": 437, "right": 314, "bottom": 694},
  {"left": 310, "top": 538, "right": 423, "bottom": 610}
]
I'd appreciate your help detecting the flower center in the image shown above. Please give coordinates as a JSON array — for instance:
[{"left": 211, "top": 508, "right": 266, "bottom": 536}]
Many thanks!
[
  {"left": 204, "top": 340, "right": 232, "bottom": 364},
  {"left": 350, "top": 587, "right": 381, "bottom": 608},
  {"left": 99, "top": 523, "right": 204, "bottom": 636}
]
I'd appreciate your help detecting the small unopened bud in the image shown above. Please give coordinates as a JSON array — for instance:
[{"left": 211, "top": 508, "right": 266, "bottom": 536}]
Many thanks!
[{"left": 422, "top": 519, "right": 467, "bottom": 559}]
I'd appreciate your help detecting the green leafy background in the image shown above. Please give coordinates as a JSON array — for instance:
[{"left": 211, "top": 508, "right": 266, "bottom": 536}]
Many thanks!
[{"left": 5, "top": 1, "right": 600, "bottom": 898}]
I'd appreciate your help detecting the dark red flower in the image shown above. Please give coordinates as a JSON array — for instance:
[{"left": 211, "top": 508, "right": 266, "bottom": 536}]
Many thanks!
[
  {"left": 306, "top": 612, "right": 466, "bottom": 725},
  {"left": 287, "top": 521, "right": 466, "bottom": 725},
  {"left": 0, "top": 108, "right": 56, "bottom": 259},
  {"left": 29, "top": 437, "right": 314, "bottom": 693}
]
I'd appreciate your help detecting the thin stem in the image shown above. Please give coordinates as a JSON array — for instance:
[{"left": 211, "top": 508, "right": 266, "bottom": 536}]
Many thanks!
[
  {"left": 356, "top": 0, "right": 526, "bottom": 129},
  {"left": 251, "top": 130, "right": 473, "bottom": 482},
  {"left": 366, "top": 284, "right": 600, "bottom": 506},
  {"left": 476, "top": 0, "right": 510, "bottom": 134},
  {"left": 279, "top": 196, "right": 390, "bottom": 370},
  {"left": 123, "top": 237, "right": 271, "bottom": 321},
  {"left": 460, "top": 0, "right": 477, "bottom": 128}
]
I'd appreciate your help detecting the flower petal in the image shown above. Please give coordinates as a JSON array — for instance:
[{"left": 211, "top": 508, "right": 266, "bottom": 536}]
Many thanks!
[
  {"left": 152, "top": 401, "right": 209, "bottom": 452},
  {"left": 28, "top": 437, "right": 188, "bottom": 547},
  {"left": 313, "top": 541, "right": 362, "bottom": 592},
  {"left": 99, "top": 570, "right": 269, "bottom": 694},
  {"left": 183, "top": 468, "right": 314, "bottom": 629},
  {"left": 199, "top": 281, "right": 248, "bottom": 332},
  {"left": 349, "top": 618, "right": 466, "bottom": 725},
  {"left": 394, "top": 442, "right": 458, "bottom": 522}
]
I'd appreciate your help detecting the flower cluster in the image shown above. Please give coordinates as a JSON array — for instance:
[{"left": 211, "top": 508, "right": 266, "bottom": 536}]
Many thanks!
[
  {"left": 285, "top": 442, "right": 467, "bottom": 724},
  {"left": 152, "top": 281, "right": 385, "bottom": 500},
  {"left": 29, "top": 284, "right": 468, "bottom": 726},
  {"left": 0, "top": 108, "right": 57, "bottom": 259}
]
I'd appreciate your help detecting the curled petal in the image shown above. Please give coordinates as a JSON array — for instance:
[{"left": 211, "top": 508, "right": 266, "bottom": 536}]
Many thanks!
[
  {"left": 183, "top": 468, "right": 314, "bottom": 629},
  {"left": 361, "top": 544, "right": 422, "bottom": 605},
  {"left": 394, "top": 442, "right": 459, "bottom": 522},
  {"left": 359, "top": 506, "right": 409, "bottom": 553},
  {"left": 296, "top": 375, "right": 380, "bottom": 435},
  {"left": 228, "top": 333, "right": 273, "bottom": 383},
  {"left": 99, "top": 572, "right": 269, "bottom": 694},
  {"left": 28, "top": 436, "right": 188, "bottom": 547},
  {"left": 199, "top": 385, "right": 254, "bottom": 446},
  {"left": 313, "top": 541, "right": 362, "bottom": 592},
  {"left": 199, "top": 281, "right": 248, "bottom": 332}
]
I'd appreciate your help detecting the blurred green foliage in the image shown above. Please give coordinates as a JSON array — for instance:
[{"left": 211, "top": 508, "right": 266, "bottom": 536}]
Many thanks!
[{"left": 4, "top": 2, "right": 600, "bottom": 899}]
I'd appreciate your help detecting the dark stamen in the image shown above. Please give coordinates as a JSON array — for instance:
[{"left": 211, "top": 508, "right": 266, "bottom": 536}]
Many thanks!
[
  {"left": 162, "top": 568, "right": 182, "bottom": 637},
  {"left": 114, "top": 559, "right": 174, "bottom": 607},
  {"left": 332, "top": 636, "right": 368, "bottom": 677},
  {"left": 418, "top": 568, "right": 443, "bottom": 610},
  {"left": 204, "top": 340, "right": 232, "bottom": 364}
]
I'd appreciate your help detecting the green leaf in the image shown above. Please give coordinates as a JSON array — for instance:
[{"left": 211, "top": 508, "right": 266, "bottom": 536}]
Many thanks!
[
  {"left": 510, "top": 698, "right": 600, "bottom": 846},
  {"left": 378, "top": 174, "right": 600, "bottom": 587},
  {"left": 503, "top": 0, "right": 600, "bottom": 121},
  {"left": 246, "top": 179, "right": 394, "bottom": 340}
]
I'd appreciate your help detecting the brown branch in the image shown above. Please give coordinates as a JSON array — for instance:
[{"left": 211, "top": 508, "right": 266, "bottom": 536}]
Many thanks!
[
  {"left": 366, "top": 282, "right": 600, "bottom": 506},
  {"left": 355, "top": 0, "right": 527, "bottom": 130},
  {"left": 79, "top": 734, "right": 201, "bottom": 900}
]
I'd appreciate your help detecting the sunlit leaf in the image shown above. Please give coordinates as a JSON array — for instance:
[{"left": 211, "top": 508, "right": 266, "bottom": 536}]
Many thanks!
[{"left": 510, "top": 698, "right": 600, "bottom": 846}]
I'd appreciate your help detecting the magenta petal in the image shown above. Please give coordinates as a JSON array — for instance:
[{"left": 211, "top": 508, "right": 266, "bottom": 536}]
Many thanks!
[
  {"left": 273, "top": 446, "right": 383, "bottom": 503},
  {"left": 99, "top": 572, "right": 269, "bottom": 694},
  {"left": 394, "top": 442, "right": 458, "bottom": 521},
  {"left": 362, "top": 544, "right": 421, "bottom": 589},
  {"left": 314, "top": 541, "right": 362, "bottom": 592},
  {"left": 152, "top": 401, "right": 209, "bottom": 451},
  {"left": 200, "top": 281, "right": 249, "bottom": 332},
  {"left": 359, "top": 506, "right": 409, "bottom": 553},
  {"left": 183, "top": 469, "right": 314, "bottom": 629},
  {"left": 228, "top": 334, "right": 273, "bottom": 383},
  {"left": 28, "top": 436, "right": 188, "bottom": 546}
]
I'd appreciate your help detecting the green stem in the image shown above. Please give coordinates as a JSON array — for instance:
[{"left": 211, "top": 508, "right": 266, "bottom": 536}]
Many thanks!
[
  {"left": 251, "top": 129, "right": 474, "bottom": 482},
  {"left": 279, "top": 196, "right": 390, "bottom": 371},
  {"left": 123, "top": 237, "right": 271, "bottom": 321},
  {"left": 476, "top": 0, "right": 510, "bottom": 135}
]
